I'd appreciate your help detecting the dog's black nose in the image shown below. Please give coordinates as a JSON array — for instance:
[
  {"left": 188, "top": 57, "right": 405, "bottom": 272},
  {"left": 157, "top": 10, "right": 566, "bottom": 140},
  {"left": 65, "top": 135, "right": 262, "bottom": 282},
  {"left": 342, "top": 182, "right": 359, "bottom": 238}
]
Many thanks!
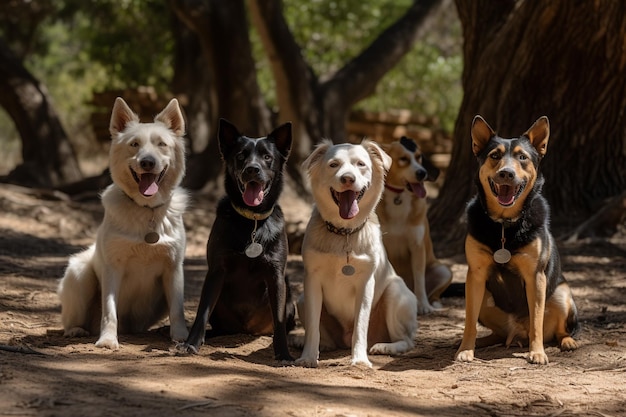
[
  {"left": 140, "top": 157, "right": 156, "bottom": 171},
  {"left": 340, "top": 174, "right": 355, "bottom": 185},
  {"left": 245, "top": 166, "right": 260, "bottom": 175},
  {"left": 416, "top": 168, "right": 427, "bottom": 181},
  {"left": 497, "top": 168, "right": 515, "bottom": 180}
]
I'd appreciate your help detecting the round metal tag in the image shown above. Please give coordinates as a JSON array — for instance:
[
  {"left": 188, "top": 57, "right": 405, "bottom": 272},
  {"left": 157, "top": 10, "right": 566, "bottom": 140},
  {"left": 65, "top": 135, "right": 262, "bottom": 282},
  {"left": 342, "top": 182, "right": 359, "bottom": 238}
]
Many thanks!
[
  {"left": 245, "top": 242, "right": 263, "bottom": 258},
  {"left": 493, "top": 248, "right": 511, "bottom": 264},
  {"left": 342, "top": 264, "right": 356, "bottom": 276},
  {"left": 144, "top": 232, "right": 160, "bottom": 244}
]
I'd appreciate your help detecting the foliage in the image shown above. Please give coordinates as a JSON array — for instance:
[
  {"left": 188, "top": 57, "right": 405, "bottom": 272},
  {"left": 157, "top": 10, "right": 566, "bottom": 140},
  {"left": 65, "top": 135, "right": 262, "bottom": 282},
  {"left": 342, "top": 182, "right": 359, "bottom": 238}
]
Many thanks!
[
  {"left": 254, "top": 0, "right": 462, "bottom": 132},
  {"left": 0, "top": 0, "right": 462, "bottom": 168}
]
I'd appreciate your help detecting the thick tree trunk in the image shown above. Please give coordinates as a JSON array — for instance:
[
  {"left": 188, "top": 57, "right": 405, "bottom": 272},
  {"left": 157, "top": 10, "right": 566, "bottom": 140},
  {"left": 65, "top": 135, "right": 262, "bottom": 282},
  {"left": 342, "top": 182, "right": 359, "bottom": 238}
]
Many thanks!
[
  {"left": 429, "top": 0, "right": 626, "bottom": 256},
  {"left": 170, "top": 17, "right": 211, "bottom": 156},
  {"left": 0, "top": 38, "right": 82, "bottom": 187},
  {"left": 170, "top": 0, "right": 271, "bottom": 189}
]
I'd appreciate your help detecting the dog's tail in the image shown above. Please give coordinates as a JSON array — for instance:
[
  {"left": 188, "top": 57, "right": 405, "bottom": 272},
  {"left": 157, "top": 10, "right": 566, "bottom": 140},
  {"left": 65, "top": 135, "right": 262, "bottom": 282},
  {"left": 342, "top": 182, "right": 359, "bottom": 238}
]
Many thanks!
[{"left": 567, "top": 300, "right": 581, "bottom": 337}]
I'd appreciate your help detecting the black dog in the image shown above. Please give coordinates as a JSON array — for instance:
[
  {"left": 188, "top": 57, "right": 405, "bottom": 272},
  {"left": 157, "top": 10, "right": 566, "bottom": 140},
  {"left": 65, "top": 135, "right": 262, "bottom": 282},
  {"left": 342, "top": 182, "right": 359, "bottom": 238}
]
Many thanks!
[
  {"left": 180, "top": 119, "right": 295, "bottom": 361},
  {"left": 456, "top": 115, "right": 579, "bottom": 365}
]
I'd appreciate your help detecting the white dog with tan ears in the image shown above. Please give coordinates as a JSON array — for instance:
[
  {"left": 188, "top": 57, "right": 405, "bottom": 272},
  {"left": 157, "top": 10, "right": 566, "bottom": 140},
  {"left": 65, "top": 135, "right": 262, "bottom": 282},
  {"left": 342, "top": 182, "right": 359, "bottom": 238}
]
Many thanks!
[
  {"left": 58, "top": 97, "right": 189, "bottom": 350},
  {"left": 295, "top": 139, "right": 417, "bottom": 368}
]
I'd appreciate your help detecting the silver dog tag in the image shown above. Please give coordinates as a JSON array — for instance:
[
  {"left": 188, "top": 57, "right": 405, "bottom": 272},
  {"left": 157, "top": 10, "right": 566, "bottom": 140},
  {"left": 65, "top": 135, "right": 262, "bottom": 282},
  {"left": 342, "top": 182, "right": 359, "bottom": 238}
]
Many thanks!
[
  {"left": 342, "top": 265, "right": 355, "bottom": 276},
  {"left": 144, "top": 232, "right": 160, "bottom": 244},
  {"left": 245, "top": 242, "right": 263, "bottom": 258},
  {"left": 494, "top": 248, "right": 511, "bottom": 264}
]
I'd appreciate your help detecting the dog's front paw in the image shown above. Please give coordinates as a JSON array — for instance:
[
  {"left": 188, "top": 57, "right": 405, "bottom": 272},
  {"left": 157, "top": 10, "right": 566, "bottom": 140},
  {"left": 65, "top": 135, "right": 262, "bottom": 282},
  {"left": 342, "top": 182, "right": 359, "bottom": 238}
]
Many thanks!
[
  {"left": 350, "top": 356, "right": 373, "bottom": 368},
  {"left": 95, "top": 334, "right": 119, "bottom": 350},
  {"left": 528, "top": 350, "right": 549, "bottom": 365},
  {"left": 288, "top": 333, "right": 304, "bottom": 349},
  {"left": 416, "top": 300, "right": 437, "bottom": 315},
  {"left": 455, "top": 349, "right": 474, "bottom": 362},
  {"left": 175, "top": 342, "right": 199, "bottom": 355},
  {"left": 370, "top": 340, "right": 413, "bottom": 356},
  {"left": 559, "top": 336, "right": 578, "bottom": 351},
  {"left": 170, "top": 326, "right": 189, "bottom": 343},
  {"left": 295, "top": 356, "right": 318, "bottom": 368},
  {"left": 63, "top": 327, "right": 90, "bottom": 337}
]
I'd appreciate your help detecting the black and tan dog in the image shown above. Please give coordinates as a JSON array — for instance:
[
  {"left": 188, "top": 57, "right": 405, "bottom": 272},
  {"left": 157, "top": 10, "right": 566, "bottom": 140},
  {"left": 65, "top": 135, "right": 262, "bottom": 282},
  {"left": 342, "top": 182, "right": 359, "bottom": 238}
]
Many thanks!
[
  {"left": 179, "top": 119, "right": 295, "bottom": 361},
  {"left": 455, "top": 115, "right": 579, "bottom": 365}
]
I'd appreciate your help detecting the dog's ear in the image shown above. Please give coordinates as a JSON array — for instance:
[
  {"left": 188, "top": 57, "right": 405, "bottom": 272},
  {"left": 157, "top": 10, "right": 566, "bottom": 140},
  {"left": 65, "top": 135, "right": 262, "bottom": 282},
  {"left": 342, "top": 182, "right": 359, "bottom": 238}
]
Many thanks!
[
  {"left": 422, "top": 155, "right": 440, "bottom": 182},
  {"left": 302, "top": 140, "right": 331, "bottom": 174},
  {"left": 524, "top": 116, "right": 550, "bottom": 157},
  {"left": 217, "top": 118, "right": 242, "bottom": 158},
  {"left": 110, "top": 97, "right": 139, "bottom": 137},
  {"left": 269, "top": 122, "right": 292, "bottom": 160},
  {"left": 471, "top": 115, "right": 496, "bottom": 156},
  {"left": 364, "top": 140, "right": 392, "bottom": 172},
  {"left": 155, "top": 98, "right": 185, "bottom": 137}
]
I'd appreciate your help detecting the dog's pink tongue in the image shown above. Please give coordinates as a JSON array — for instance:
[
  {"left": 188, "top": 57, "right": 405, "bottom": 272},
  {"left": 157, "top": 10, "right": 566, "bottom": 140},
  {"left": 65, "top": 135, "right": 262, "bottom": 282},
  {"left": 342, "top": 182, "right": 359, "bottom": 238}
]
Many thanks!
[
  {"left": 139, "top": 173, "right": 159, "bottom": 196},
  {"left": 243, "top": 182, "right": 264, "bottom": 206},
  {"left": 338, "top": 190, "right": 359, "bottom": 219},
  {"left": 497, "top": 185, "right": 515, "bottom": 206},
  {"left": 409, "top": 182, "right": 427, "bottom": 199}
]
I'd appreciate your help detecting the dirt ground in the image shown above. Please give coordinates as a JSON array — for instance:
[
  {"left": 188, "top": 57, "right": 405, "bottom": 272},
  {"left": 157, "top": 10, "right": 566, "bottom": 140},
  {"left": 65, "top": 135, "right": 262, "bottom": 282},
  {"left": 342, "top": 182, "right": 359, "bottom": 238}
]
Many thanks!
[{"left": 0, "top": 182, "right": 625, "bottom": 417}]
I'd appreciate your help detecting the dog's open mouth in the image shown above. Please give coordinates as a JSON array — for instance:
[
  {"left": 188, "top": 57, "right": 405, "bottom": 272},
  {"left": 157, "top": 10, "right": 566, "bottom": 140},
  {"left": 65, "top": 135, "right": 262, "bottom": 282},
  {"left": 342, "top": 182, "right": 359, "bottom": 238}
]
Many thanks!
[
  {"left": 239, "top": 181, "right": 269, "bottom": 207},
  {"left": 331, "top": 187, "right": 366, "bottom": 219},
  {"left": 406, "top": 182, "right": 427, "bottom": 199},
  {"left": 130, "top": 166, "right": 168, "bottom": 197},
  {"left": 489, "top": 178, "right": 525, "bottom": 207}
]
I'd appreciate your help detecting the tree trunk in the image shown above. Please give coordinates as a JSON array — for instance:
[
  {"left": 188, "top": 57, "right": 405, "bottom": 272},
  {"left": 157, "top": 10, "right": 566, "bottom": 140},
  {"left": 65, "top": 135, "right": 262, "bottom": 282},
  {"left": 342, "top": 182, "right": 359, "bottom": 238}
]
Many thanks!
[
  {"left": 0, "top": 38, "right": 82, "bottom": 187},
  {"left": 170, "top": 0, "right": 272, "bottom": 189},
  {"left": 170, "top": 17, "right": 211, "bottom": 156},
  {"left": 248, "top": 0, "right": 443, "bottom": 177},
  {"left": 429, "top": 0, "right": 626, "bottom": 256}
]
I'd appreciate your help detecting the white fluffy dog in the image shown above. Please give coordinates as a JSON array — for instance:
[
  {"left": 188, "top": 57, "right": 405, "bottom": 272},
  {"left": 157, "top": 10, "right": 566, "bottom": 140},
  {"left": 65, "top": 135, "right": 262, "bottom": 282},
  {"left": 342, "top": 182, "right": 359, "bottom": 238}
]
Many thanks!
[
  {"left": 58, "top": 97, "right": 189, "bottom": 350},
  {"left": 295, "top": 140, "right": 418, "bottom": 368}
]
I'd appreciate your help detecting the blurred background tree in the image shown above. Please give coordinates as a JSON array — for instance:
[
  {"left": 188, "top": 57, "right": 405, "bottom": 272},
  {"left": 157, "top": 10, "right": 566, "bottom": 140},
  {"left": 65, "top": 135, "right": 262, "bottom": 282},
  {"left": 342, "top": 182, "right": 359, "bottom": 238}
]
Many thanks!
[
  {"left": 0, "top": 0, "right": 460, "bottom": 186},
  {"left": 1, "top": 0, "right": 624, "bottom": 253}
]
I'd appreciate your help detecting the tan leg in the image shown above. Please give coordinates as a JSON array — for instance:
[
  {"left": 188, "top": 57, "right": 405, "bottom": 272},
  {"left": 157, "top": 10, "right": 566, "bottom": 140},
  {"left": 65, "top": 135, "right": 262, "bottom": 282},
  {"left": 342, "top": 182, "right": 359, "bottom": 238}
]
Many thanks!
[
  {"left": 456, "top": 236, "right": 490, "bottom": 362},
  {"left": 526, "top": 271, "right": 548, "bottom": 364}
]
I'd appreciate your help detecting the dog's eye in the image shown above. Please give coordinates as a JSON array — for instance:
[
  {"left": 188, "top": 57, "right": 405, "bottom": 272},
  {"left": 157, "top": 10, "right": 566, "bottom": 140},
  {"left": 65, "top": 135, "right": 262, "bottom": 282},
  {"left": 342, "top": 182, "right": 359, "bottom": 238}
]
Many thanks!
[
  {"left": 357, "top": 160, "right": 366, "bottom": 167},
  {"left": 158, "top": 141, "right": 167, "bottom": 147},
  {"left": 263, "top": 154, "right": 273, "bottom": 162},
  {"left": 518, "top": 154, "right": 527, "bottom": 161},
  {"left": 490, "top": 152, "right": 501, "bottom": 160},
  {"left": 329, "top": 161, "right": 339, "bottom": 168},
  {"left": 237, "top": 153, "right": 245, "bottom": 161},
  {"left": 399, "top": 157, "right": 410, "bottom": 165},
  {"left": 130, "top": 141, "right": 139, "bottom": 148}
]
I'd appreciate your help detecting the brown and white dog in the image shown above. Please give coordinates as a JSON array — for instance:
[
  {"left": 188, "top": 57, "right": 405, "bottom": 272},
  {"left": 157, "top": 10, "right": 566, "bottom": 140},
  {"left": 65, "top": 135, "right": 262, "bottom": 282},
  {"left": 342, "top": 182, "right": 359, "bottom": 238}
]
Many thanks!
[
  {"left": 295, "top": 140, "right": 417, "bottom": 368},
  {"left": 377, "top": 137, "right": 452, "bottom": 314},
  {"left": 58, "top": 97, "right": 189, "bottom": 349}
]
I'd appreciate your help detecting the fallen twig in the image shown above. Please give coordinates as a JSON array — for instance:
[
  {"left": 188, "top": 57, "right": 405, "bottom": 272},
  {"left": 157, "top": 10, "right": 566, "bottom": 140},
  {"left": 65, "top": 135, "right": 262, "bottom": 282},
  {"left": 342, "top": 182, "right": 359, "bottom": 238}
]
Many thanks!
[{"left": 0, "top": 344, "right": 46, "bottom": 355}]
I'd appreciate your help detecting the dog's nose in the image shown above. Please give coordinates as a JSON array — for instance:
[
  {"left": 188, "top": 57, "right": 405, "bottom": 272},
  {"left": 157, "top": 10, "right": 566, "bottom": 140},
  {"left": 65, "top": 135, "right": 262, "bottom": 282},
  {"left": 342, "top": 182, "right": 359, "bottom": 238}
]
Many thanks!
[
  {"left": 497, "top": 168, "right": 515, "bottom": 180},
  {"left": 340, "top": 173, "right": 355, "bottom": 185},
  {"left": 245, "top": 166, "right": 260, "bottom": 175},
  {"left": 416, "top": 168, "right": 427, "bottom": 181},
  {"left": 140, "top": 157, "right": 156, "bottom": 171}
]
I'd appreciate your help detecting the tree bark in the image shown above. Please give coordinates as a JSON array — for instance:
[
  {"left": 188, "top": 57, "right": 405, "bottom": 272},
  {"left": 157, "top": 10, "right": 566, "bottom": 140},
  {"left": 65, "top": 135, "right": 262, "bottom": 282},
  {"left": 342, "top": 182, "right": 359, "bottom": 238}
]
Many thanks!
[
  {"left": 429, "top": 0, "right": 626, "bottom": 255},
  {"left": 0, "top": 37, "right": 82, "bottom": 187},
  {"left": 170, "top": 0, "right": 272, "bottom": 189}
]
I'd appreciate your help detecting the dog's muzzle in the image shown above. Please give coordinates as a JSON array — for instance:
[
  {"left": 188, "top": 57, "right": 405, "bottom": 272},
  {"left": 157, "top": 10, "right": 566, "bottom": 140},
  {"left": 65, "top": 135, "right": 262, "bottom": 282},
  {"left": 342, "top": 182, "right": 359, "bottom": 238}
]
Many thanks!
[
  {"left": 489, "top": 178, "right": 525, "bottom": 207},
  {"left": 130, "top": 165, "right": 168, "bottom": 197},
  {"left": 239, "top": 180, "right": 270, "bottom": 207},
  {"left": 331, "top": 187, "right": 366, "bottom": 219}
]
